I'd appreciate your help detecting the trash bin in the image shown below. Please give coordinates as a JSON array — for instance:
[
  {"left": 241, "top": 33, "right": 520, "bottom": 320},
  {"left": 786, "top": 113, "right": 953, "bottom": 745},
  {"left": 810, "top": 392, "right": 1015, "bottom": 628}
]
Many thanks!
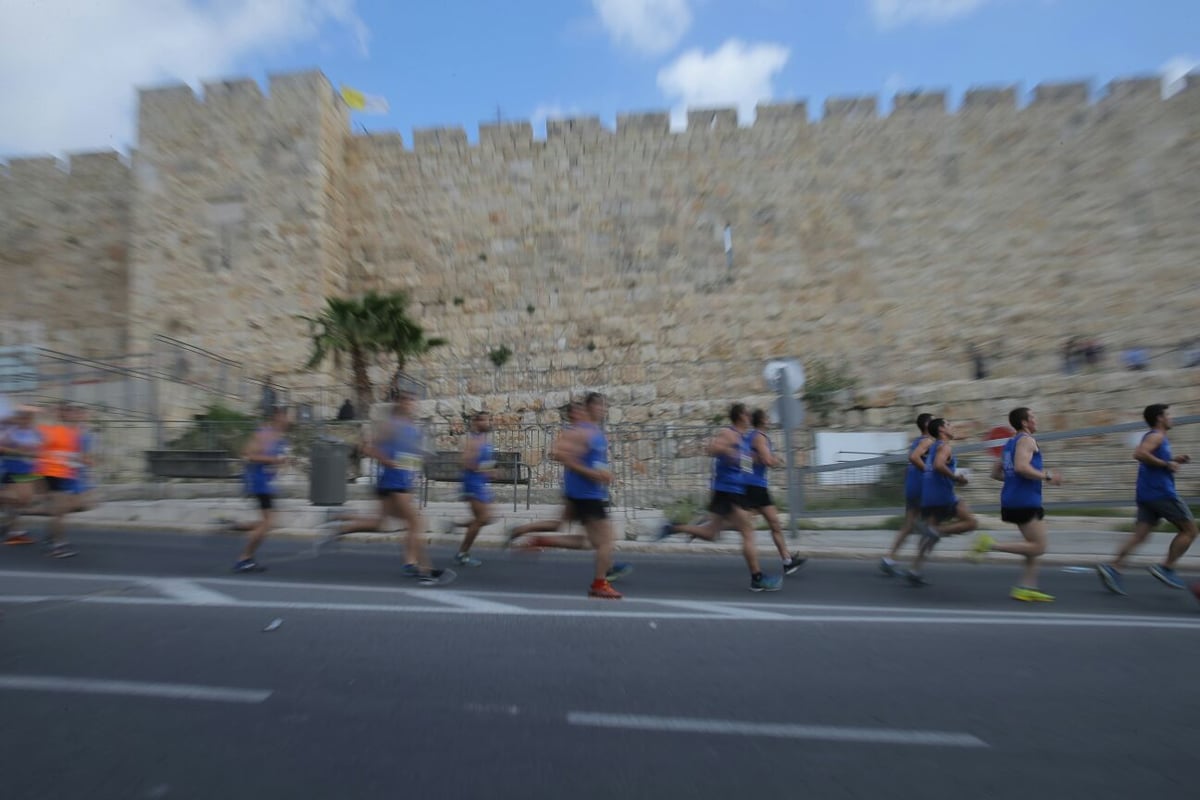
[{"left": 310, "top": 439, "right": 349, "bottom": 506}]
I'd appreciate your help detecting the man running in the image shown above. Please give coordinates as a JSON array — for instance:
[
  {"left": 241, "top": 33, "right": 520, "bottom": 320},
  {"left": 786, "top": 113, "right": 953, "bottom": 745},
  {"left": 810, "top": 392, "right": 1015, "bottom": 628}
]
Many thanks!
[
  {"left": 743, "top": 409, "right": 806, "bottom": 574},
  {"left": 319, "top": 393, "right": 450, "bottom": 585},
  {"left": 881, "top": 412, "right": 934, "bottom": 576},
  {"left": 1, "top": 406, "right": 43, "bottom": 545},
  {"left": 906, "top": 417, "right": 977, "bottom": 587},
  {"left": 506, "top": 402, "right": 584, "bottom": 548},
  {"left": 972, "top": 407, "right": 1061, "bottom": 601},
  {"left": 1097, "top": 403, "right": 1195, "bottom": 595},
  {"left": 36, "top": 402, "right": 83, "bottom": 559},
  {"left": 659, "top": 403, "right": 783, "bottom": 592},
  {"left": 232, "top": 406, "right": 290, "bottom": 573},
  {"left": 443, "top": 411, "right": 495, "bottom": 567},
  {"left": 558, "top": 392, "right": 623, "bottom": 599}
]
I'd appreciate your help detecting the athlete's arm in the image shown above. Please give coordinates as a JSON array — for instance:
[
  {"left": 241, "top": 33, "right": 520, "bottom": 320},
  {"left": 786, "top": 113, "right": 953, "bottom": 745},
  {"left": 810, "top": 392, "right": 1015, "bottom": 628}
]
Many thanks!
[
  {"left": 558, "top": 429, "right": 611, "bottom": 485},
  {"left": 364, "top": 424, "right": 395, "bottom": 468},
  {"left": 1014, "top": 435, "right": 1058, "bottom": 484},
  {"left": 934, "top": 443, "right": 966, "bottom": 484},
  {"left": 706, "top": 428, "right": 739, "bottom": 459},
  {"left": 1133, "top": 431, "right": 1176, "bottom": 471},
  {"left": 990, "top": 460, "right": 1004, "bottom": 482},
  {"left": 752, "top": 432, "right": 779, "bottom": 468},
  {"left": 243, "top": 431, "right": 280, "bottom": 464},
  {"left": 461, "top": 435, "right": 480, "bottom": 470},
  {"left": 909, "top": 438, "right": 932, "bottom": 470}
]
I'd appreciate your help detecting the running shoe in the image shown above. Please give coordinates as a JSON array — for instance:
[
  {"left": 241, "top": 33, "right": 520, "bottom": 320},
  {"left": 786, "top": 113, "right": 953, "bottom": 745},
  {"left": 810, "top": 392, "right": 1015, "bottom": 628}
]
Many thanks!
[
  {"left": 3, "top": 532, "right": 34, "bottom": 546},
  {"left": 402, "top": 562, "right": 422, "bottom": 578},
  {"left": 967, "top": 534, "right": 995, "bottom": 564},
  {"left": 784, "top": 555, "right": 807, "bottom": 575},
  {"left": 453, "top": 552, "right": 483, "bottom": 567},
  {"left": 312, "top": 520, "right": 342, "bottom": 554},
  {"left": 656, "top": 522, "right": 676, "bottom": 541},
  {"left": 232, "top": 558, "right": 266, "bottom": 573},
  {"left": 588, "top": 580, "right": 622, "bottom": 599},
  {"left": 49, "top": 543, "right": 77, "bottom": 559},
  {"left": 750, "top": 573, "right": 783, "bottom": 592},
  {"left": 606, "top": 562, "right": 633, "bottom": 581},
  {"left": 906, "top": 571, "right": 930, "bottom": 587},
  {"left": 1096, "top": 564, "right": 1126, "bottom": 596},
  {"left": 1149, "top": 564, "right": 1187, "bottom": 590},
  {"left": 1011, "top": 586, "right": 1054, "bottom": 602},
  {"left": 879, "top": 557, "right": 899, "bottom": 577},
  {"left": 502, "top": 526, "right": 522, "bottom": 548},
  {"left": 418, "top": 568, "right": 454, "bottom": 586}
]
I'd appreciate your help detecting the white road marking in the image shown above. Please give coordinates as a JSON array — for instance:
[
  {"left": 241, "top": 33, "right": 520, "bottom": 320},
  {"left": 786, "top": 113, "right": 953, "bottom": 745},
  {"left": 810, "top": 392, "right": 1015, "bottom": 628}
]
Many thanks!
[
  {"left": 566, "top": 712, "right": 988, "bottom": 748},
  {"left": 146, "top": 578, "right": 235, "bottom": 606},
  {"left": 399, "top": 590, "right": 526, "bottom": 613},
  {"left": 2, "top": 568, "right": 1199, "bottom": 630},
  {"left": 652, "top": 599, "right": 789, "bottom": 620},
  {"left": 0, "top": 674, "right": 271, "bottom": 704},
  {"left": 0, "top": 593, "right": 1197, "bottom": 629}
]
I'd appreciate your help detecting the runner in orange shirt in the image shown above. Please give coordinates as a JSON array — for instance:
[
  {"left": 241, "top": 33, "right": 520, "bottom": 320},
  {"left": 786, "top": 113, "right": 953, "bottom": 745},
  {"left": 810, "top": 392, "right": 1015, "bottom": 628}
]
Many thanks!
[{"left": 36, "top": 403, "right": 81, "bottom": 558}]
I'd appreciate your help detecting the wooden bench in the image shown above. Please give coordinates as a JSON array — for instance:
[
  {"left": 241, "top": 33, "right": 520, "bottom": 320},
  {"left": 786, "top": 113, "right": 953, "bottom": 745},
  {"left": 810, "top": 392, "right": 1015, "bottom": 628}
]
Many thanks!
[
  {"left": 421, "top": 450, "right": 531, "bottom": 511},
  {"left": 146, "top": 450, "right": 241, "bottom": 480}
]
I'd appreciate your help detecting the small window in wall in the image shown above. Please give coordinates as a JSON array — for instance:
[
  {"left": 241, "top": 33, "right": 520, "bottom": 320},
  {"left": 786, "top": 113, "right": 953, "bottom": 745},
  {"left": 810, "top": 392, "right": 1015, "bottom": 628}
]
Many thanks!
[{"left": 206, "top": 199, "right": 245, "bottom": 272}]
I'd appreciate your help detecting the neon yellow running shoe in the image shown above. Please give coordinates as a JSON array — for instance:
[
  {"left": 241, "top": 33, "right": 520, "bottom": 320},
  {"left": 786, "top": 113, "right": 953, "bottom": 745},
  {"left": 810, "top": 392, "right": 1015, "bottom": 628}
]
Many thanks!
[
  {"left": 1011, "top": 586, "right": 1055, "bottom": 602},
  {"left": 967, "top": 534, "right": 995, "bottom": 564}
]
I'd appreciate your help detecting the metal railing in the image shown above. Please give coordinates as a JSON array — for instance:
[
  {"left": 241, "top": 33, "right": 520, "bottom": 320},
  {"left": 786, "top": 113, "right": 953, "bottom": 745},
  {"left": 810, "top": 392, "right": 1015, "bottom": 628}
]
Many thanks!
[{"left": 80, "top": 417, "right": 1199, "bottom": 524}]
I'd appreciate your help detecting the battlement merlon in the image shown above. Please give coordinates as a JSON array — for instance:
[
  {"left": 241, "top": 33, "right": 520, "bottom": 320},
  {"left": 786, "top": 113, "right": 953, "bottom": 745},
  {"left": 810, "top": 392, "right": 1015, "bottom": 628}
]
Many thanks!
[
  {"left": 753, "top": 102, "right": 808, "bottom": 127},
  {"left": 479, "top": 121, "right": 534, "bottom": 151},
  {"left": 962, "top": 86, "right": 1018, "bottom": 111},
  {"left": 892, "top": 90, "right": 948, "bottom": 114},
  {"left": 617, "top": 112, "right": 671, "bottom": 136},
  {"left": 824, "top": 96, "right": 879, "bottom": 121},
  {"left": 1031, "top": 80, "right": 1090, "bottom": 106},
  {"left": 1104, "top": 77, "right": 1164, "bottom": 102},
  {"left": 687, "top": 108, "right": 738, "bottom": 131},
  {"left": 413, "top": 126, "right": 469, "bottom": 154}
]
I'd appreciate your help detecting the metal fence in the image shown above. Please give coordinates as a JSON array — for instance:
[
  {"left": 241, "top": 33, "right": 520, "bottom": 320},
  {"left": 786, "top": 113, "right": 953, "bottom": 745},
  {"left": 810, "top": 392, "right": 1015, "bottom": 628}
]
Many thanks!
[{"left": 83, "top": 416, "right": 1199, "bottom": 524}]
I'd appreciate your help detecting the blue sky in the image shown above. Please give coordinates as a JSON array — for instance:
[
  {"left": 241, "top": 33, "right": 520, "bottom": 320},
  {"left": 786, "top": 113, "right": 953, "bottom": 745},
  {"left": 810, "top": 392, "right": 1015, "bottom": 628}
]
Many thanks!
[{"left": 1, "top": 0, "right": 1197, "bottom": 155}]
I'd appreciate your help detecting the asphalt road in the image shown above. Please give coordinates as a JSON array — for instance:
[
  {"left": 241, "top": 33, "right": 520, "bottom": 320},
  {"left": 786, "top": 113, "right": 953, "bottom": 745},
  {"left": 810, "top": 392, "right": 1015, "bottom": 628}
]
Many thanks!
[{"left": 2, "top": 529, "right": 1199, "bottom": 800}]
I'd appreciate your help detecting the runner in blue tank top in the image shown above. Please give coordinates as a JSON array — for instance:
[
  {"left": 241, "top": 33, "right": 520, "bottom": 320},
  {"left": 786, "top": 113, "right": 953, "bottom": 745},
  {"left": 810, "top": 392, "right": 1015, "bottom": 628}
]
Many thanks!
[
  {"left": 232, "top": 406, "right": 291, "bottom": 573},
  {"left": 970, "top": 407, "right": 1062, "bottom": 602},
  {"left": 444, "top": 411, "right": 496, "bottom": 567},
  {"left": 881, "top": 413, "right": 934, "bottom": 576},
  {"left": 659, "top": 403, "right": 783, "bottom": 592},
  {"left": 741, "top": 409, "right": 806, "bottom": 574},
  {"left": 905, "top": 417, "right": 978, "bottom": 587},
  {"left": 1098, "top": 403, "right": 1196, "bottom": 595},
  {"left": 556, "top": 393, "right": 627, "bottom": 599},
  {"left": 1, "top": 407, "right": 44, "bottom": 545},
  {"left": 317, "top": 393, "right": 452, "bottom": 585}
]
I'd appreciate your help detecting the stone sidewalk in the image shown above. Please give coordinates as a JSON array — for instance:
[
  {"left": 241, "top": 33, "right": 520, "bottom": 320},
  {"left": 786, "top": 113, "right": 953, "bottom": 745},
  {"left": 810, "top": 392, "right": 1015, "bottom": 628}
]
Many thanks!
[{"left": 40, "top": 483, "right": 1197, "bottom": 568}]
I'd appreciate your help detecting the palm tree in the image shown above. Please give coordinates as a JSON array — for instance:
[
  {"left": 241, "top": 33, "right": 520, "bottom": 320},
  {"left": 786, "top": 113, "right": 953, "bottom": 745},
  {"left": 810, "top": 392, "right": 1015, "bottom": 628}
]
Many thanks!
[{"left": 302, "top": 292, "right": 445, "bottom": 414}]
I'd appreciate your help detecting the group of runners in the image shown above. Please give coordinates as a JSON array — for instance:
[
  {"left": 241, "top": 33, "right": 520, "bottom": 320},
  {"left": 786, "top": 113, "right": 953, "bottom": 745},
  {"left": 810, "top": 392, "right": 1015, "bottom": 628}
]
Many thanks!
[
  {"left": 2, "top": 393, "right": 1194, "bottom": 603},
  {"left": 0, "top": 402, "right": 95, "bottom": 559},
  {"left": 879, "top": 403, "right": 1196, "bottom": 602}
]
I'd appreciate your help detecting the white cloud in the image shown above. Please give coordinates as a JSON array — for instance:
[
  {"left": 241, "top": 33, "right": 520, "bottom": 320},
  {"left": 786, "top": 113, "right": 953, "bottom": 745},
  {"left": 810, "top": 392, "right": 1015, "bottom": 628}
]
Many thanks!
[
  {"left": 869, "top": 0, "right": 990, "bottom": 29},
  {"left": 592, "top": 0, "right": 692, "bottom": 55},
  {"left": 657, "top": 39, "right": 790, "bottom": 129},
  {"left": 0, "top": 0, "right": 369, "bottom": 156},
  {"left": 1161, "top": 55, "right": 1198, "bottom": 98}
]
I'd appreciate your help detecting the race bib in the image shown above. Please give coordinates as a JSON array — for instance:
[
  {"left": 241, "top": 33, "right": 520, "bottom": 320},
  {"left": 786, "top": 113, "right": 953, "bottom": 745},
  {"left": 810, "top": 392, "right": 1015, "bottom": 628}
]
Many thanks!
[
  {"left": 740, "top": 454, "right": 753, "bottom": 473},
  {"left": 595, "top": 461, "right": 609, "bottom": 473},
  {"left": 479, "top": 459, "right": 496, "bottom": 471},
  {"left": 396, "top": 454, "right": 423, "bottom": 472}
]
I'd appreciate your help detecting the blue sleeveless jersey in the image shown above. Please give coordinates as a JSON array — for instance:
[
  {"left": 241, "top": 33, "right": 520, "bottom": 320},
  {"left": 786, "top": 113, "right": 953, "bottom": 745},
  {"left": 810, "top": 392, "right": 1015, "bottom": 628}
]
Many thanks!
[
  {"left": 564, "top": 423, "right": 608, "bottom": 501},
  {"left": 3, "top": 426, "right": 42, "bottom": 475},
  {"left": 744, "top": 430, "right": 770, "bottom": 489},
  {"left": 245, "top": 429, "right": 288, "bottom": 496},
  {"left": 462, "top": 435, "right": 494, "bottom": 501},
  {"left": 1136, "top": 432, "right": 1177, "bottom": 502},
  {"left": 378, "top": 419, "right": 424, "bottom": 491},
  {"left": 712, "top": 427, "right": 752, "bottom": 494},
  {"left": 1000, "top": 433, "right": 1043, "bottom": 508},
  {"left": 904, "top": 436, "right": 928, "bottom": 502},
  {"left": 921, "top": 440, "right": 958, "bottom": 507}
]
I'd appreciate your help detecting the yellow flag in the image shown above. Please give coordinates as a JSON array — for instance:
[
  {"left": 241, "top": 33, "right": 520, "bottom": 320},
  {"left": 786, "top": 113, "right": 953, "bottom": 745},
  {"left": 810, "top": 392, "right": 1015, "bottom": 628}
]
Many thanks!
[{"left": 339, "top": 85, "right": 388, "bottom": 114}]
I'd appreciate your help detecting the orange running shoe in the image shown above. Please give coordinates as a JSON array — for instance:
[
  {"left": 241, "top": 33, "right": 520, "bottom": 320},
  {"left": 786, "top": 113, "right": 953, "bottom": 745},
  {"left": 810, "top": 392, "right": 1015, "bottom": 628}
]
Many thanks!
[
  {"left": 4, "top": 532, "right": 35, "bottom": 546},
  {"left": 588, "top": 579, "right": 622, "bottom": 600}
]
